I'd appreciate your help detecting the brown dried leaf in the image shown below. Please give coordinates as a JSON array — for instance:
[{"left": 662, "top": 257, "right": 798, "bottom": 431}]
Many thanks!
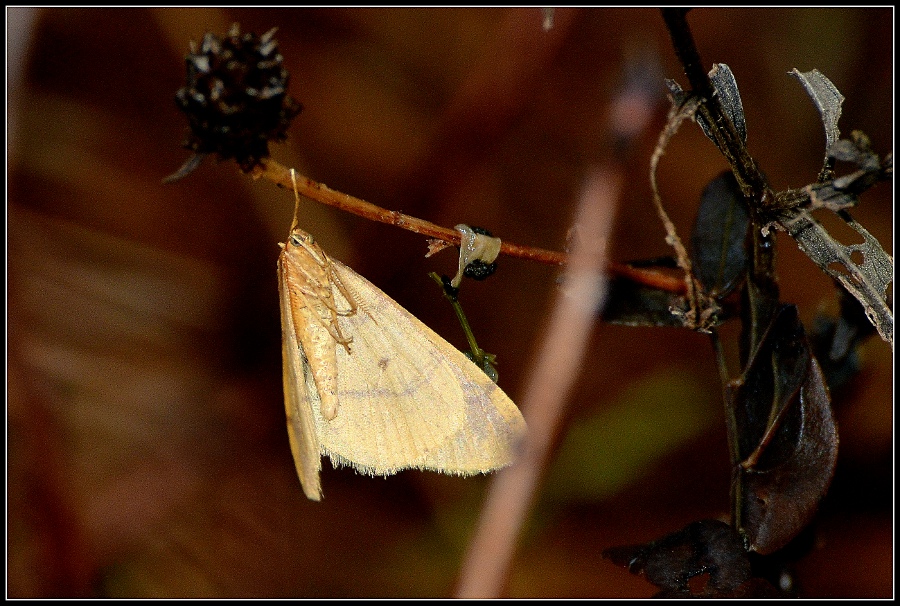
[
  {"left": 603, "top": 519, "right": 784, "bottom": 598},
  {"left": 728, "top": 305, "right": 839, "bottom": 554}
]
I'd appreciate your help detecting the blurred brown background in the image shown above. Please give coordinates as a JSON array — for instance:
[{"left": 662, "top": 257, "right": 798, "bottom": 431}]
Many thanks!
[{"left": 7, "top": 7, "right": 893, "bottom": 598}]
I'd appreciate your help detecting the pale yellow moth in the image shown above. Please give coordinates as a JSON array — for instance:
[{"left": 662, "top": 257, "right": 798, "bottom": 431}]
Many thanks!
[{"left": 278, "top": 170, "right": 526, "bottom": 500}]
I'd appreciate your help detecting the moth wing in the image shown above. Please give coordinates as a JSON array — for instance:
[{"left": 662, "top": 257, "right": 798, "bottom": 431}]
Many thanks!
[
  {"left": 278, "top": 255, "right": 324, "bottom": 501},
  {"left": 312, "top": 259, "right": 526, "bottom": 477}
]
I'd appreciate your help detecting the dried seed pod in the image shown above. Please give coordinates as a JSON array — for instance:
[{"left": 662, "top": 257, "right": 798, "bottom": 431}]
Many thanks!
[
  {"left": 171, "top": 23, "right": 302, "bottom": 177},
  {"left": 461, "top": 226, "right": 500, "bottom": 282}
]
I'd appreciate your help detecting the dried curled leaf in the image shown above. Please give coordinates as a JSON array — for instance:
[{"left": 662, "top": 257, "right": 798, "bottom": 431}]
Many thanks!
[
  {"left": 649, "top": 95, "right": 722, "bottom": 332},
  {"left": 783, "top": 209, "right": 893, "bottom": 347},
  {"left": 788, "top": 68, "right": 843, "bottom": 154},
  {"left": 727, "top": 305, "right": 838, "bottom": 554},
  {"left": 601, "top": 263, "right": 690, "bottom": 328},
  {"left": 603, "top": 519, "right": 784, "bottom": 598},
  {"left": 666, "top": 63, "right": 747, "bottom": 154}
]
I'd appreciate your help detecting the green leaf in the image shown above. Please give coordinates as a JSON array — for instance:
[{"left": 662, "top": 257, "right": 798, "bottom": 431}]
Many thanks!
[{"left": 544, "top": 370, "right": 718, "bottom": 501}]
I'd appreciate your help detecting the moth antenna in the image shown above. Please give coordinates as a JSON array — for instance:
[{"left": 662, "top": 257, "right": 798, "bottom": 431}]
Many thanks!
[{"left": 289, "top": 168, "right": 301, "bottom": 232}]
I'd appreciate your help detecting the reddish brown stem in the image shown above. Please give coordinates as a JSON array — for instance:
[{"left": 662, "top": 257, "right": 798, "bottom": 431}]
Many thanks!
[{"left": 250, "top": 158, "right": 687, "bottom": 295}]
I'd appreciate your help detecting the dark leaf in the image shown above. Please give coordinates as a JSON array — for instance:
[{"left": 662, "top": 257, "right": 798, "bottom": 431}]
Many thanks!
[
  {"left": 603, "top": 519, "right": 784, "bottom": 598},
  {"left": 625, "top": 256, "right": 681, "bottom": 269},
  {"left": 690, "top": 171, "right": 750, "bottom": 297},
  {"left": 600, "top": 262, "right": 693, "bottom": 328},
  {"left": 727, "top": 305, "right": 838, "bottom": 554},
  {"left": 809, "top": 281, "right": 877, "bottom": 391},
  {"left": 654, "top": 577, "right": 785, "bottom": 599},
  {"left": 666, "top": 63, "right": 747, "bottom": 155}
]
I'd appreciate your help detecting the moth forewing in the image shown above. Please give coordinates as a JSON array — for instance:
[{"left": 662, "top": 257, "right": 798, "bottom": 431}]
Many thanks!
[
  {"left": 278, "top": 250, "right": 324, "bottom": 501},
  {"left": 311, "top": 258, "right": 526, "bottom": 477}
]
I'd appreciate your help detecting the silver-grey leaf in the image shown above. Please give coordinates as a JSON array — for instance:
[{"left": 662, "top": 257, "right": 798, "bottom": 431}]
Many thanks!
[
  {"left": 789, "top": 68, "right": 844, "bottom": 151},
  {"left": 664, "top": 64, "right": 746, "bottom": 151},
  {"left": 708, "top": 63, "right": 747, "bottom": 144},
  {"left": 783, "top": 209, "right": 893, "bottom": 347}
]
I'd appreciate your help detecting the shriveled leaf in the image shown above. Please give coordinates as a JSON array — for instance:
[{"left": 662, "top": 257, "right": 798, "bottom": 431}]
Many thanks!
[
  {"left": 666, "top": 63, "right": 747, "bottom": 155},
  {"left": 603, "top": 519, "right": 784, "bottom": 598},
  {"left": 707, "top": 63, "right": 747, "bottom": 145},
  {"left": 727, "top": 305, "right": 838, "bottom": 554},
  {"left": 783, "top": 209, "right": 893, "bottom": 347},
  {"left": 829, "top": 132, "right": 881, "bottom": 172},
  {"left": 690, "top": 171, "right": 750, "bottom": 297},
  {"left": 770, "top": 130, "right": 893, "bottom": 346},
  {"left": 789, "top": 68, "right": 843, "bottom": 152},
  {"left": 809, "top": 282, "right": 877, "bottom": 390},
  {"left": 804, "top": 133, "right": 889, "bottom": 212},
  {"left": 600, "top": 260, "right": 719, "bottom": 328}
]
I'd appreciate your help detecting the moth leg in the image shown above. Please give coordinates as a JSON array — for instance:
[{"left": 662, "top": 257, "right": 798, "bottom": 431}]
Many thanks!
[
  {"left": 309, "top": 296, "right": 353, "bottom": 355},
  {"left": 311, "top": 268, "right": 357, "bottom": 354},
  {"left": 328, "top": 266, "right": 358, "bottom": 317},
  {"left": 331, "top": 267, "right": 382, "bottom": 329},
  {"left": 324, "top": 319, "right": 352, "bottom": 355}
]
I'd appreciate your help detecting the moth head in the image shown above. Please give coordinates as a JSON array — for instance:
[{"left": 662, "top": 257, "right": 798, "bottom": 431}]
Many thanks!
[{"left": 289, "top": 230, "right": 314, "bottom": 247}]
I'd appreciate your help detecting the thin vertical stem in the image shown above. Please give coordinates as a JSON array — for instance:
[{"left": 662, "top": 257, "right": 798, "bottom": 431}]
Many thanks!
[{"left": 454, "top": 167, "right": 620, "bottom": 598}]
